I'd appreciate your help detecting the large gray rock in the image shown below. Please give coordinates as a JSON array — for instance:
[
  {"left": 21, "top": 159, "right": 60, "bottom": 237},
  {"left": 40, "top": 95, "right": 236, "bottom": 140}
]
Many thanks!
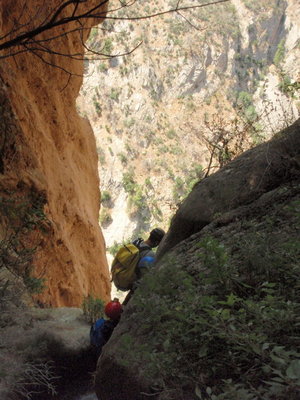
[
  {"left": 94, "top": 120, "right": 300, "bottom": 400},
  {"left": 157, "top": 118, "right": 300, "bottom": 259}
]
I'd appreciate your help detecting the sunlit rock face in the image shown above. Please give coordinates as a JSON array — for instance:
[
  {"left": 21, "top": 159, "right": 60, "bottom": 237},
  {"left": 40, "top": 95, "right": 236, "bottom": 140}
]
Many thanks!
[{"left": 0, "top": 0, "right": 110, "bottom": 306}]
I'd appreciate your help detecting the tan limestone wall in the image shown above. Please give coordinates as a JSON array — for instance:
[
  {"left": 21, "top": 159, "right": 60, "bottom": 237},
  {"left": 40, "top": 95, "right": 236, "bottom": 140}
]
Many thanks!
[{"left": 0, "top": 0, "right": 111, "bottom": 306}]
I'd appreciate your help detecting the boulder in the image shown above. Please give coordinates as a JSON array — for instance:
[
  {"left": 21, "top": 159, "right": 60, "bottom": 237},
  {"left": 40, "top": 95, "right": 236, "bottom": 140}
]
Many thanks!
[{"left": 157, "top": 118, "right": 300, "bottom": 259}]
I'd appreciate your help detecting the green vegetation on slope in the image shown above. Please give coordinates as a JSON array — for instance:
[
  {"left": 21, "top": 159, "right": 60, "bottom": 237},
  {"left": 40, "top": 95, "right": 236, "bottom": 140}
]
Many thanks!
[{"left": 116, "top": 188, "right": 300, "bottom": 400}]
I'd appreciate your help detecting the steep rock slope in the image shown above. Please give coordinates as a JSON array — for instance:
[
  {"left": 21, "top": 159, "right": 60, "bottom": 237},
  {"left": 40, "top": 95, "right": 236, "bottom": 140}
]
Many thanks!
[
  {"left": 0, "top": 0, "right": 110, "bottom": 306},
  {"left": 95, "top": 120, "right": 300, "bottom": 400},
  {"left": 158, "top": 118, "right": 300, "bottom": 258}
]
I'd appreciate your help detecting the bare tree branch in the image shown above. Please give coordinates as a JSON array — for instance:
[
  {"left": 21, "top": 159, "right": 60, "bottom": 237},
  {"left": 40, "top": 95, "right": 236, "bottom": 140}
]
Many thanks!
[
  {"left": 23, "top": 43, "right": 81, "bottom": 77},
  {"left": 0, "top": 1, "right": 109, "bottom": 52},
  {"left": 176, "top": 10, "right": 208, "bottom": 31},
  {"left": 104, "top": 0, "right": 229, "bottom": 19},
  {"left": 0, "top": 0, "right": 229, "bottom": 55},
  {"left": 24, "top": 35, "right": 142, "bottom": 61},
  {"left": 0, "top": 3, "right": 44, "bottom": 42},
  {"left": 0, "top": 0, "right": 229, "bottom": 85}
]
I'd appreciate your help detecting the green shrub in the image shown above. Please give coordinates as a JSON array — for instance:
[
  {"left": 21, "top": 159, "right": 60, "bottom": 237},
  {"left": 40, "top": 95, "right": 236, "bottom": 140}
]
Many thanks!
[
  {"left": 278, "top": 74, "right": 300, "bottom": 97},
  {"left": 117, "top": 152, "right": 128, "bottom": 164},
  {"left": 122, "top": 171, "right": 136, "bottom": 194},
  {"left": 93, "top": 98, "right": 101, "bottom": 115},
  {"left": 169, "top": 145, "right": 182, "bottom": 155},
  {"left": 128, "top": 185, "right": 145, "bottom": 212},
  {"left": 23, "top": 273, "right": 46, "bottom": 294},
  {"left": 107, "top": 241, "right": 122, "bottom": 256},
  {"left": 274, "top": 39, "right": 285, "bottom": 67},
  {"left": 97, "top": 63, "right": 108, "bottom": 73},
  {"left": 102, "top": 38, "right": 113, "bottom": 55},
  {"left": 82, "top": 295, "right": 104, "bottom": 323},
  {"left": 158, "top": 145, "right": 169, "bottom": 154},
  {"left": 124, "top": 118, "right": 135, "bottom": 128},
  {"left": 237, "top": 91, "right": 257, "bottom": 122},
  {"left": 109, "top": 88, "right": 120, "bottom": 101},
  {"left": 145, "top": 177, "right": 152, "bottom": 188},
  {"left": 237, "top": 91, "right": 253, "bottom": 108},
  {"left": 99, "top": 208, "right": 112, "bottom": 226},
  {"left": 101, "top": 190, "right": 111, "bottom": 204},
  {"left": 166, "top": 129, "right": 177, "bottom": 139}
]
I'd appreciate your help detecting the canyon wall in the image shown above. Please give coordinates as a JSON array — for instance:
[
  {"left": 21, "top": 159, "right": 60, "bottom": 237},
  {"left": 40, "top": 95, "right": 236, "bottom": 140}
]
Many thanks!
[
  {"left": 0, "top": 0, "right": 110, "bottom": 306},
  {"left": 78, "top": 0, "right": 300, "bottom": 252}
]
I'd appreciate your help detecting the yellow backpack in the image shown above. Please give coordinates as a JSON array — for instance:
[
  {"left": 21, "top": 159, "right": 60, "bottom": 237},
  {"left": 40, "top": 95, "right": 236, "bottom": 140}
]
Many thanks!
[{"left": 111, "top": 243, "right": 141, "bottom": 291}]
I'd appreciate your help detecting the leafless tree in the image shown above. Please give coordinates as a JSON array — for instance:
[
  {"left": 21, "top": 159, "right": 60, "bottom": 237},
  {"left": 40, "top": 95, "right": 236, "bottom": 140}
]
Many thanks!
[{"left": 186, "top": 108, "right": 267, "bottom": 178}]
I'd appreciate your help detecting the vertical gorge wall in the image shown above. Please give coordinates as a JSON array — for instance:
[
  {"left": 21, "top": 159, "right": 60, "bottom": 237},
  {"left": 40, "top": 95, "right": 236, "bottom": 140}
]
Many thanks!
[{"left": 0, "top": 0, "right": 110, "bottom": 306}]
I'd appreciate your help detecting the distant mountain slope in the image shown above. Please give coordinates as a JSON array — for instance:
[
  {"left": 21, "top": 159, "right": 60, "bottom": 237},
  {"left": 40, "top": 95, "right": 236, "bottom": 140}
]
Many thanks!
[{"left": 77, "top": 0, "right": 299, "bottom": 250}]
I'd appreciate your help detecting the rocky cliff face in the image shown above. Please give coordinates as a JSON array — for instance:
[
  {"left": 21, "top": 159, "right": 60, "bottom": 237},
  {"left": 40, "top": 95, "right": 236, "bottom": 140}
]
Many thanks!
[
  {"left": 0, "top": 0, "right": 110, "bottom": 306},
  {"left": 77, "top": 0, "right": 300, "bottom": 254}
]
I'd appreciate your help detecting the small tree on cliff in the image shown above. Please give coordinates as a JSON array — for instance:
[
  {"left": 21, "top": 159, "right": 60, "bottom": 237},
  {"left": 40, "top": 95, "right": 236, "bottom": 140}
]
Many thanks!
[{"left": 0, "top": 0, "right": 229, "bottom": 75}]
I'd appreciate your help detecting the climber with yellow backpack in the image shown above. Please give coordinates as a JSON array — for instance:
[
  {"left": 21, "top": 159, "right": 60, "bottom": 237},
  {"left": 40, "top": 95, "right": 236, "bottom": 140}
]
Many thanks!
[{"left": 111, "top": 228, "right": 165, "bottom": 303}]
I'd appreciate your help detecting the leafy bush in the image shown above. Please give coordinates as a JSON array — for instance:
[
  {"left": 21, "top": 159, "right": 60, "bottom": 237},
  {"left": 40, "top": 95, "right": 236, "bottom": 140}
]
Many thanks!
[
  {"left": 99, "top": 208, "right": 112, "bottom": 226},
  {"left": 93, "top": 98, "right": 101, "bottom": 115},
  {"left": 97, "top": 63, "right": 108, "bottom": 73},
  {"left": 117, "top": 152, "right": 128, "bottom": 164},
  {"left": 274, "top": 39, "right": 285, "bottom": 67},
  {"left": 122, "top": 171, "right": 146, "bottom": 214},
  {"left": 101, "top": 190, "right": 111, "bottom": 204},
  {"left": 23, "top": 274, "right": 46, "bottom": 294},
  {"left": 124, "top": 118, "right": 135, "bottom": 128},
  {"left": 278, "top": 74, "right": 300, "bottom": 98},
  {"left": 122, "top": 171, "right": 136, "bottom": 194},
  {"left": 236, "top": 91, "right": 258, "bottom": 122},
  {"left": 145, "top": 177, "right": 152, "bottom": 187},
  {"left": 109, "top": 88, "right": 120, "bottom": 101},
  {"left": 166, "top": 129, "right": 177, "bottom": 139},
  {"left": 102, "top": 38, "right": 113, "bottom": 55},
  {"left": 82, "top": 295, "right": 104, "bottom": 323},
  {"left": 107, "top": 240, "right": 124, "bottom": 256}
]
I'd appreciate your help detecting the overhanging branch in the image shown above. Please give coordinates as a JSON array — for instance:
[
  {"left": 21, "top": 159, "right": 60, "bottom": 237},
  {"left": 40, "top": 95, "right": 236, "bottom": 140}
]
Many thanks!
[{"left": 0, "top": 0, "right": 229, "bottom": 55}]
